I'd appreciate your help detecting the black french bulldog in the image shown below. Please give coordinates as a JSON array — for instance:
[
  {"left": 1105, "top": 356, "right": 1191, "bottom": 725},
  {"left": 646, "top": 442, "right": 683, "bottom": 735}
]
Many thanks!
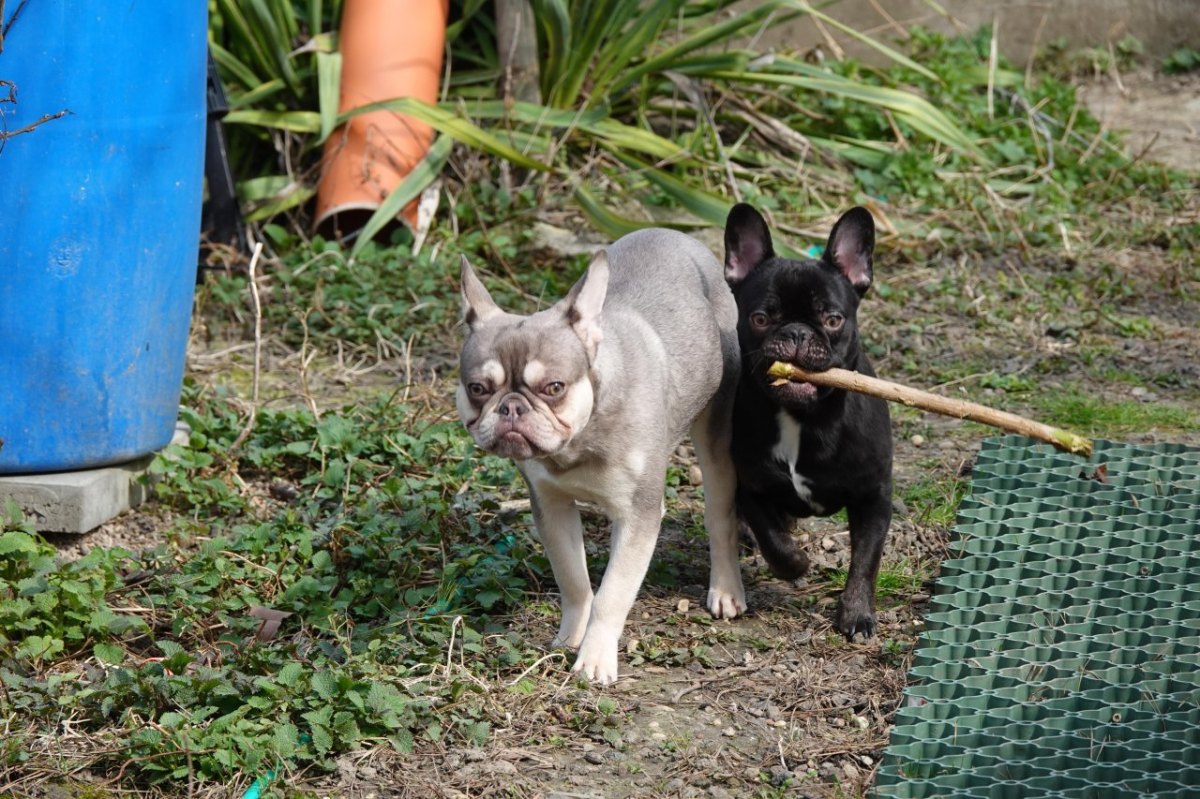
[{"left": 723, "top": 203, "right": 893, "bottom": 640}]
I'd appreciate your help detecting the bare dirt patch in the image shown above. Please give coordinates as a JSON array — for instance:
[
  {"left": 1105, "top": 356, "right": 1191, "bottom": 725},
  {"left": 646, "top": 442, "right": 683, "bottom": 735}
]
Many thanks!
[{"left": 1080, "top": 68, "right": 1200, "bottom": 171}]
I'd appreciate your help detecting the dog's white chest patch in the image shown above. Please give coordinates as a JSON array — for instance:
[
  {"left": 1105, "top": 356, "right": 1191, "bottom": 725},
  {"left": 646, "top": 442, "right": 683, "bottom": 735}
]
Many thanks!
[{"left": 771, "top": 411, "right": 821, "bottom": 510}]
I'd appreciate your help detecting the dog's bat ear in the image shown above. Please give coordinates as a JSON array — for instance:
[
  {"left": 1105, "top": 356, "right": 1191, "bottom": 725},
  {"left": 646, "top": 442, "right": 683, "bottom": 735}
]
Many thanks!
[
  {"left": 561, "top": 250, "right": 608, "bottom": 361},
  {"left": 824, "top": 207, "right": 876, "bottom": 296},
  {"left": 724, "top": 203, "right": 774, "bottom": 286},
  {"left": 460, "top": 255, "right": 503, "bottom": 326}
]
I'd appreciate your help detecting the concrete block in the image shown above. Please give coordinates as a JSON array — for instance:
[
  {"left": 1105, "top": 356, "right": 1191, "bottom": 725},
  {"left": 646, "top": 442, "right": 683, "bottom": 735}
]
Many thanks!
[
  {"left": 0, "top": 457, "right": 155, "bottom": 534},
  {"left": 0, "top": 422, "right": 189, "bottom": 534}
]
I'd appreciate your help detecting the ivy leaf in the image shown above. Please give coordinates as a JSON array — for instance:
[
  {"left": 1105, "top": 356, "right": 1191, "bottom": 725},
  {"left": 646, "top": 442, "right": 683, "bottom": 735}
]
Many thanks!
[
  {"left": 311, "top": 670, "right": 339, "bottom": 701},
  {"left": 0, "top": 531, "right": 39, "bottom": 556},
  {"left": 94, "top": 642, "right": 125, "bottom": 665},
  {"left": 334, "top": 714, "right": 361, "bottom": 743},
  {"left": 366, "top": 681, "right": 407, "bottom": 715},
  {"left": 310, "top": 724, "right": 334, "bottom": 754},
  {"left": 475, "top": 589, "right": 503, "bottom": 610},
  {"left": 275, "top": 722, "right": 300, "bottom": 757},
  {"left": 277, "top": 662, "right": 304, "bottom": 687},
  {"left": 463, "top": 720, "right": 490, "bottom": 747},
  {"left": 390, "top": 729, "right": 415, "bottom": 754},
  {"left": 16, "top": 635, "right": 63, "bottom": 662},
  {"left": 159, "top": 712, "right": 185, "bottom": 729}
]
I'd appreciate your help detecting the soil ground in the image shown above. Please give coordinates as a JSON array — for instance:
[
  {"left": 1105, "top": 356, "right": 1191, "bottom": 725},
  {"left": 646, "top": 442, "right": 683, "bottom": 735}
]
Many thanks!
[{"left": 45, "top": 70, "right": 1199, "bottom": 799}]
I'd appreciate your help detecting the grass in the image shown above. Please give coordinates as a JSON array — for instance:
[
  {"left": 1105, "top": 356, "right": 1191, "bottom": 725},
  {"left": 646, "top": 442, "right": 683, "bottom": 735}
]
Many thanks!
[
  {"left": 4, "top": 21, "right": 1199, "bottom": 799},
  {"left": 825, "top": 559, "right": 934, "bottom": 604},
  {"left": 1035, "top": 391, "right": 1198, "bottom": 437}
]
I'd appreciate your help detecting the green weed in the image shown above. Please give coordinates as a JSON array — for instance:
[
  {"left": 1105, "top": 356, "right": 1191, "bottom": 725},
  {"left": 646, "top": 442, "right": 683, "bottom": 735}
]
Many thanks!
[
  {"left": 1162, "top": 47, "right": 1200, "bottom": 74},
  {"left": 902, "top": 474, "right": 969, "bottom": 527},
  {"left": 2, "top": 392, "right": 542, "bottom": 786}
]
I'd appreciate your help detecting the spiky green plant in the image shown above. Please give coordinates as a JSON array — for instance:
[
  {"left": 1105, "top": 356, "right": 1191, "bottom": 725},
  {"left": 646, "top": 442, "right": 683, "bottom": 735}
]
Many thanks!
[{"left": 210, "top": 0, "right": 993, "bottom": 252}]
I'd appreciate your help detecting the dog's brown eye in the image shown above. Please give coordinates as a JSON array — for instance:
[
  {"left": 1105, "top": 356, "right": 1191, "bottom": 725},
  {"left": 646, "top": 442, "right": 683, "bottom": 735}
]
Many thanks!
[
  {"left": 823, "top": 314, "right": 845, "bottom": 332},
  {"left": 467, "top": 382, "right": 489, "bottom": 398},
  {"left": 543, "top": 381, "right": 566, "bottom": 397},
  {"left": 750, "top": 311, "right": 770, "bottom": 328}
]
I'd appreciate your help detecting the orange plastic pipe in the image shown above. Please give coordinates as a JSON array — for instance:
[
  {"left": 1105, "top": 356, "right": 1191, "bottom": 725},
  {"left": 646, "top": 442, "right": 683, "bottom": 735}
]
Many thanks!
[{"left": 315, "top": 0, "right": 449, "bottom": 239}]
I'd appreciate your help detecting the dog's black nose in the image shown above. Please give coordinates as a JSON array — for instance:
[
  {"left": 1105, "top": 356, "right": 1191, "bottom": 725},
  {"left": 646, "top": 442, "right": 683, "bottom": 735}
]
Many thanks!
[{"left": 782, "top": 323, "right": 812, "bottom": 344}]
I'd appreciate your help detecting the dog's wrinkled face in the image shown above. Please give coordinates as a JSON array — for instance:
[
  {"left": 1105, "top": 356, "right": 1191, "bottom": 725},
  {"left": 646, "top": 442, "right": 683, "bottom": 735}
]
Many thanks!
[
  {"left": 724, "top": 205, "right": 875, "bottom": 411},
  {"left": 457, "top": 254, "right": 607, "bottom": 460}
]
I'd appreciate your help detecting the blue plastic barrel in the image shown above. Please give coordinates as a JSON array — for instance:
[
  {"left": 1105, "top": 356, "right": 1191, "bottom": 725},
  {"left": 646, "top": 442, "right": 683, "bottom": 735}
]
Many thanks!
[{"left": 0, "top": 3, "right": 207, "bottom": 473}]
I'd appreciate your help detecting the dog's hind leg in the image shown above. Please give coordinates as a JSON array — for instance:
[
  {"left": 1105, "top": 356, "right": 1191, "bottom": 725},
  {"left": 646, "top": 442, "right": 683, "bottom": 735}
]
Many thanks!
[{"left": 691, "top": 400, "right": 747, "bottom": 621}]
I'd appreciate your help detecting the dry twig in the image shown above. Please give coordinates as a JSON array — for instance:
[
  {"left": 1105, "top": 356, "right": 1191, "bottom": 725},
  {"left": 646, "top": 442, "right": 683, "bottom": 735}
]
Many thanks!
[
  {"left": 228, "top": 242, "right": 265, "bottom": 455},
  {"left": 768, "top": 362, "right": 1093, "bottom": 456}
]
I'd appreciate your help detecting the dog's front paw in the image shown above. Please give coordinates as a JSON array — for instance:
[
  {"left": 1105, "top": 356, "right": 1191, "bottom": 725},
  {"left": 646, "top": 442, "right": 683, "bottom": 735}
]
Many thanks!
[
  {"left": 835, "top": 593, "right": 877, "bottom": 641},
  {"left": 571, "top": 631, "right": 621, "bottom": 686},
  {"left": 706, "top": 585, "right": 747, "bottom": 620}
]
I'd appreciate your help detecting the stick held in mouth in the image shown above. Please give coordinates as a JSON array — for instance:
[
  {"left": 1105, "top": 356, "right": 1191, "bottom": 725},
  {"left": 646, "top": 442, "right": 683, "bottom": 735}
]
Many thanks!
[{"left": 767, "top": 362, "right": 1094, "bottom": 457}]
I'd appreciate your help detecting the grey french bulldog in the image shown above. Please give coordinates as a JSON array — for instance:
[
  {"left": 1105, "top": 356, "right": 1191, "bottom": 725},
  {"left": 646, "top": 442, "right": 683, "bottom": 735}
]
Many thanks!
[{"left": 456, "top": 229, "right": 746, "bottom": 684}]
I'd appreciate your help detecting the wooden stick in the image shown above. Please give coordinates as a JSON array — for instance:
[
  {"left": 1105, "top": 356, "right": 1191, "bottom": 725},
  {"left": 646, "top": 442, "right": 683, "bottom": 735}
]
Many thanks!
[{"left": 767, "top": 362, "right": 1094, "bottom": 457}]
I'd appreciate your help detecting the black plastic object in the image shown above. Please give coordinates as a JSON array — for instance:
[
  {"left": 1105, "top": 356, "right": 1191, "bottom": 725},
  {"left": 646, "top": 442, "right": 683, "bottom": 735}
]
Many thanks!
[{"left": 200, "top": 48, "right": 248, "bottom": 269}]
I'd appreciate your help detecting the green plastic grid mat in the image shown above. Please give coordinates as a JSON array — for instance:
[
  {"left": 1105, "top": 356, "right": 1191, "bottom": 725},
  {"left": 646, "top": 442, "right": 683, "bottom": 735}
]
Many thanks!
[{"left": 875, "top": 436, "right": 1200, "bottom": 799}]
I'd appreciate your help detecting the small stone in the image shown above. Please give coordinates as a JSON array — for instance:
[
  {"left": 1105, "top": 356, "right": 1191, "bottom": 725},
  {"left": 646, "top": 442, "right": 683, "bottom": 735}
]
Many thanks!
[
  {"left": 676, "top": 445, "right": 690, "bottom": 459},
  {"left": 832, "top": 717, "right": 846, "bottom": 728},
  {"left": 1131, "top": 386, "right": 1148, "bottom": 397},
  {"left": 842, "top": 761, "right": 858, "bottom": 780},
  {"left": 722, "top": 726, "right": 737, "bottom": 737},
  {"left": 820, "top": 536, "right": 837, "bottom": 552},
  {"left": 911, "top": 434, "right": 925, "bottom": 447},
  {"left": 665, "top": 778, "right": 685, "bottom": 793},
  {"left": 853, "top": 714, "right": 869, "bottom": 729},
  {"left": 688, "top": 465, "right": 704, "bottom": 486},
  {"left": 584, "top": 751, "right": 606, "bottom": 765},
  {"left": 269, "top": 481, "right": 299, "bottom": 501},
  {"left": 769, "top": 765, "right": 793, "bottom": 786},
  {"left": 336, "top": 755, "right": 357, "bottom": 782},
  {"left": 677, "top": 598, "right": 690, "bottom": 614}
]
